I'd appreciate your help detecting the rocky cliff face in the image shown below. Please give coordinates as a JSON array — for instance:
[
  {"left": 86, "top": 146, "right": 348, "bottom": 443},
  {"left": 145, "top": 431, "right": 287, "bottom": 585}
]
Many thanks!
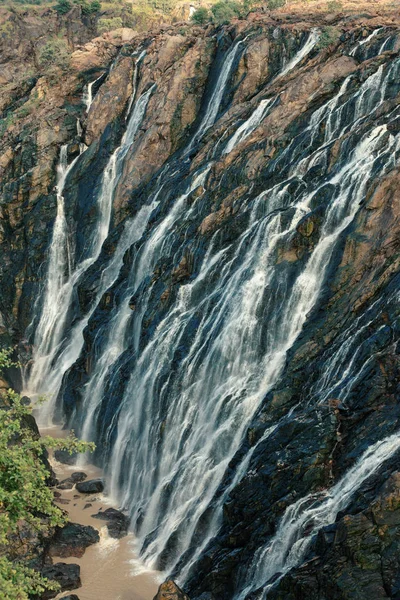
[{"left": 2, "top": 4, "right": 400, "bottom": 600}]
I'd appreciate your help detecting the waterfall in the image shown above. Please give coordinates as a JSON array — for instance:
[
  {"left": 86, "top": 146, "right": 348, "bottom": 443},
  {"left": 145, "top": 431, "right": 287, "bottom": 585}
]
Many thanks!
[
  {"left": 126, "top": 50, "right": 146, "bottom": 119},
  {"left": 349, "top": 27, "right": 383, "bottom": 56},
  {"left": 77, "top": 166, "right": 212, "bottom": 455},
  {"left": 223, "top": 29, "right": 319, "bottom": 155},
  {"left": 278, "top": 28, "right": 319, "bottom": 78},
  {"left": 77, "top": 51, "right": 396, "bottom": 582},
  {"left": 224, "top": 98, "right": 275, "bottom": 155},
  {"left": 83, "top": 73, "right": 104, "bottom": 113},
  {"left": 25, "top": 22, "right": 400, "bottom": 597},
  {"left": 25, "top": 85, "right": 154, "bottom": 424},
  {"left": 238, "top": 431, "right": 400, "bottom": 599},
  {"left": 188, "top": 37, "right": 246, "bottom": 149}
]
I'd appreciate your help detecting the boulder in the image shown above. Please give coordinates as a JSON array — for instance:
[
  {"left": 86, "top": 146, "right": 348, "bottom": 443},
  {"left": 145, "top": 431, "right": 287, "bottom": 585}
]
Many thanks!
[
  {"left": 153, "top": 580, "right": 190, "bottom": 600},
  {"left": 61, "top": 596, "right": 80, "bottom": 600},
  {"left": 48, "top": 523, "right": 100, "bottom": 558},
  {"left": 91, "top": 507, "right": 131, "bottom": 539},
  {"left": 76, "top": 478, "right": 104, "bottom": 494},
  {"left": 56, "top": 472, "right": 87, "bottom": 490},
  {"left": 54, "top": 449, "right": 78, "bottom": 465},
  {"left": 40, "top": 563, "right": 81, "bottom": 599}
]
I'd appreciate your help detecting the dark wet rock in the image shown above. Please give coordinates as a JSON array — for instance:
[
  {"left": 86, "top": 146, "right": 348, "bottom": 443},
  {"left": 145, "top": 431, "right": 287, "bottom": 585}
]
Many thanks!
[
  {"left": 56, "top": 472, "right": 87, "bottom": 489},
  {"left": 48, "top": 522, "right": 100, "bottom": 558},
  {"left": 91, "top": 507, "right": 131, "bottom": 539},
  {"left": 76, "top": 478, "right": 104, "bottom": 494},
  {"left": 267, "top": 473, "right": 400, "bottom": 599},
  {"left": 56, "top": 479, "right": 74, "bottom": 490},
  {"left": 55, "top": 498, "right": 71, "bottom": 505},
  {"left": 153, "top": 580, "right": 190, "bottom": 600},
  {"left": 70, "top": 471, "right": 87, "bottom": 482},
  {"left": 83, "top": 503, "right": 92, "bottom": 509},
  {"left": 39, "top": 563, "right": 81, "bottom": 599},
  {"left": 61, "top": 596, "right": 80, "bottom": 600},
  {"left": 54, "top": 449, "right": 78, "bottom": 466}
]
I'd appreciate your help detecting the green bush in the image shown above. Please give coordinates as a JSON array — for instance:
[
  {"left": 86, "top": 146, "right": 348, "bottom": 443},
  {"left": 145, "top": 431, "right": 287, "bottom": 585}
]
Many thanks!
[
  {"left": 0, "top": 349, "right": 95, "bottom": 600},
  {"left": 80, "top": 0, "right": 101, "bottom": 14},
  {"left": 191, "top": 6, "right": 209, "bottom": 25},
  {"left": 327, "top": 0, "right": 343, "bottom": 11},
  {"left": 38, "top": 37, "right": 71, "bottom": 70},
  {"left": 267, "top": 0, "right": 286, "bottom": 8},
  {"left": 318, "top": 26, "right": 341, "bottom": 48},
  {"left": 211, "top": 1, "right": 242, "bottom": 25},
  {"left": 97, "top": 16, "right": 123, "bottom": 32},
  {"left": 89, "top": 0, "right": 101, "bottom": 12},
  {"left": 55, "top": 0, "right": 71, "bottom": 13}
]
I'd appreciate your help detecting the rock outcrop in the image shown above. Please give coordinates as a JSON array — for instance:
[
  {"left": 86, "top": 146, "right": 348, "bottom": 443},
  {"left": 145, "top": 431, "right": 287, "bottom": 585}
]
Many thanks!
[
  {"left": 40, "top": 563, "right": 81, "bottom": 599},
  {"left": 48, "top": 522, "right": 100, "bottom": 558},
  {"left": 75, "top": 478, "right": 104, "bottom": 493},
  {"left": 154, "top": 580, "right": 191, "bottom": 600},
  {"left": 91, "top": 507, "right": 131, "bottom": 538}
]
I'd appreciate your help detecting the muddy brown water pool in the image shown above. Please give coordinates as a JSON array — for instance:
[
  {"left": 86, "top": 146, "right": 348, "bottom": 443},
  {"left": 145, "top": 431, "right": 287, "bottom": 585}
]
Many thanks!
[{"left": 41, "top": 427, "right": 160, "bottom": 600}]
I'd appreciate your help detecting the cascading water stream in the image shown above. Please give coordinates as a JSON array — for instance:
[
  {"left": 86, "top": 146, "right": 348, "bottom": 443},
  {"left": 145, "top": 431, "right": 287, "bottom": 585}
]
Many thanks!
[
  {"left": 83, "top": 73, "right": 104, "bottom": 113},
  {"left": 126, "top": 50, "right": 146, "bottom": 118},
  {"left": 25, "top": 77, "right": 154, "bottom": 424},
  {"left": 187, "top": 37, "right": 247, "bottom": 150},
  {"left": 223, "top": 28, "right": 319, "bottom": 155},
  {"left": 224, "top": 98, "right": 275, "bottom": 155},
  {"left": 77, "top": 166, "right": 212, "bottom": 454},
  {"left": 278, "top": 27, "right": 319, "bottom": 77},
  {"left": 238, "top": 430, "right": 400, "bottom": 599}
]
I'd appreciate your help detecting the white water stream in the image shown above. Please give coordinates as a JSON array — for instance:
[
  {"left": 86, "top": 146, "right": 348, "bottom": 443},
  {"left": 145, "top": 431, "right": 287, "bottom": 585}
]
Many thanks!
[{"left": 25, "top": 69, "right": 154, "bottom": 424}]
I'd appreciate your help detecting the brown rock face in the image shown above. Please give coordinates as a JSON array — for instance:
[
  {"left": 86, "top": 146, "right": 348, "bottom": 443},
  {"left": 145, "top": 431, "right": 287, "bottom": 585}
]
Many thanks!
[
  {"left": 85, "top": 55, "right": 134, "bottom": 145},
  {"left": 153, "top": 580, "right": 190, "bottom": 600},
  {"left": 111, "top": 33, "right": 215, "bottom": 219}
]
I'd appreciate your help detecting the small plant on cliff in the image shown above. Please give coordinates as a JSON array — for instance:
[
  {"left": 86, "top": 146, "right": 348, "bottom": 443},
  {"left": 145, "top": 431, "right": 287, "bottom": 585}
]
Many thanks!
[
  {"left": 97, "top": 16, "right": 123, "bottom": 32},
  {"left": 211, "top": 1, "right": 242, "bottom": 25},
  {"left": 191, "top": 6, "right": 209, "bottom": 25},
  {"left": 318, "top": 26, "right": 341, "bottom": 48},
  {"left": 327, "top": 0, "right": 343, "bottom": 12},
  {"left": 55, "top": 0, "right": 72, "bottom": 13},
  {"left": 80, "top": 0, "right": 101, "bottom": 15},
  {"left": 0, "top": 349, "right": 95, "bottom": 599},
  {"left": 38, "top": 37, "right": 71, "bottom": 70},
  {"left": 267, "top": 0, "right": 286, "bottom": 9}
]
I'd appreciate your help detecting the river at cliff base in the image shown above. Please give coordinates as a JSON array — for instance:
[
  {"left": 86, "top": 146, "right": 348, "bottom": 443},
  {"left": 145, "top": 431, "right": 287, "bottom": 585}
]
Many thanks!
[{"left": 41, "top": 426, "right": 160, "bottom": 600}]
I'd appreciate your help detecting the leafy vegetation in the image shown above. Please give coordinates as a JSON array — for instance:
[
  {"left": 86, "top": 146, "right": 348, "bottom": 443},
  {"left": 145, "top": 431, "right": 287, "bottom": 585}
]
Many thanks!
[
  {"left": 211, "top": 1, "right": 242, "bottom": 24},
  {"left": 191, "top": 6, "right": 209, "bottom": 25},
  {"left": 55, "top": 0, "right": 101, "bottom": 14},
  {"left": 267, "top": 0, "right": 286, "bottom": 8},
  {"left": 38, "top": 37, "right": 70, "bottom": 69},
  {"left": 318, "top": 25, "right": 341, "bottom": 47},
  {"left": 98, "top": 15, "right": 122, "bottom": 31},
  {"left": 0, "top": 114, "right": 14, "bottom": 137},
  {"left": 0, "top": 349, "right": 94, "bottom": 599},
  {"left": 327, "top": 0, "right": 343, "bottom": 11},
  {"left": 54, "top": 0, "right": 71, "bottom": 13}
]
